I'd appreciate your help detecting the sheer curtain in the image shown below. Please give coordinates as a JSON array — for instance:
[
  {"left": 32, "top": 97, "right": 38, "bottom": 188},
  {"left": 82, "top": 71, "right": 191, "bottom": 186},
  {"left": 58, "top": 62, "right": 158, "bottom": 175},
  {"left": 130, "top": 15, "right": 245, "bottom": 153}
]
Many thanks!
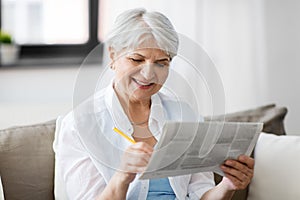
[
  {"left": 196, "top": 0, "right": 268, "bottom": 114},
  {"left": 99, "top": 0, "right": 267, "bottom": 115}
]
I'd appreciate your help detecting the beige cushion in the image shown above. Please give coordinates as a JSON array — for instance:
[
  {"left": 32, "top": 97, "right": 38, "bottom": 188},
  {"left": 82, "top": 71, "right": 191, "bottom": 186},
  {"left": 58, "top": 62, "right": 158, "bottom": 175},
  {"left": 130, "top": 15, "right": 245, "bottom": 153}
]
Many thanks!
[
  {"left": 0, "top": 121, "right": 55, "bottom": 200},
  {"left": 205, "top": 104, "right": 288, "bottom": 135},
  {"left": 247, "top": 133, "right": 300, "bottom": 200}
]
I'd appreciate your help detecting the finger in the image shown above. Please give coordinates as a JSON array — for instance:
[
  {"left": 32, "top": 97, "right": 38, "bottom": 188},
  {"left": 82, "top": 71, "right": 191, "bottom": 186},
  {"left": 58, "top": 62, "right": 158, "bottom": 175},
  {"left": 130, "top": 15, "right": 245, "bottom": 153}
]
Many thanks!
[
  {"left": 120, "top": 154, "right": 149, "bottom": 173},
  {"left": 129, "top": 142, "right": 153, "bottom": 154},
  {"left": 238, "top": 155, "right": 255, "bottom": 169},
  {"left": 126, "top": 153, "right": 151, "bottom": 166},
  {"left": 221, "top": 164, "right": 250, "bottom": 183},
  {"left": 127, "top": 146, "right": 152, "bottom": 156},
  {"left": 224, "top": 159, "right": 253, "bottom": 177},
  {"left": 121, "top": 164, "right": 146, "bottom": 173},
  {"left": 123, "top": 151, "right": 151, "bottom": 164},
  {"left": 224, "top": 173, "right": 247, "bottom": 190}
]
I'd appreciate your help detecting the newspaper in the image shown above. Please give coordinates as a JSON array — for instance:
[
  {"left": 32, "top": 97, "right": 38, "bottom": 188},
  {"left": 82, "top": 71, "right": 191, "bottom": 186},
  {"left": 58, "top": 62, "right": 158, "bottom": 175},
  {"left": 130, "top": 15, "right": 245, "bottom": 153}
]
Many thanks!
[{"left": 139, "top": 121, "right": 263, "bottom": 179}]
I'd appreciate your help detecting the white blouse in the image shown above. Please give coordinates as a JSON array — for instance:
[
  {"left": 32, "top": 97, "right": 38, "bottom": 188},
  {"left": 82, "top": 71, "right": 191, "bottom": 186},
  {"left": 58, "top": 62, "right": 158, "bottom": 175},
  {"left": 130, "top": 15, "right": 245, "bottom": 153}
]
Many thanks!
[{"left": 55, "top": 85, "right": 215, "bottom": 200}]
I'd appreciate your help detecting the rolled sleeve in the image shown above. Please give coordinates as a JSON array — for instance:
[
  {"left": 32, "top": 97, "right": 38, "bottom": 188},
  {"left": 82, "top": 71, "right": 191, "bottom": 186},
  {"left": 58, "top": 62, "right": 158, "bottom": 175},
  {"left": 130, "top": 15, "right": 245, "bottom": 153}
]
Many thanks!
[
  {"left": 188, "top": 172, "right": 215, "bottom": 199},
  {"left": 56, "top": 116, "right": 106, "bottom": 200}
]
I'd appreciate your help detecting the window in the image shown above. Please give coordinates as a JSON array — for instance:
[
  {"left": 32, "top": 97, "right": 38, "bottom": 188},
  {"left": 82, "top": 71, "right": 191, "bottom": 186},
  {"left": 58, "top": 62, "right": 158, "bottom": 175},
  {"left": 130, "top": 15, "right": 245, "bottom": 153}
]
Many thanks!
[
  {"left": 2, "top": 0, "right": 89, "bottom": 44},
  {"left": 0, "top": 0, "right": 100, "bottom": 64}
]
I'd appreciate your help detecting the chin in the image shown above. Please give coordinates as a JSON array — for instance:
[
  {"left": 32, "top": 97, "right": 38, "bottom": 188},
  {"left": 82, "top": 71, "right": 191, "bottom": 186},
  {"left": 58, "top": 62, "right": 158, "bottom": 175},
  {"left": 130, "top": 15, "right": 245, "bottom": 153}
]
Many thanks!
[
  {"left": 130, "top": 90, "right": 157, "bottom": 101},
  {"left": 131, "top": 93, "right": 152, "bottom": 101}
]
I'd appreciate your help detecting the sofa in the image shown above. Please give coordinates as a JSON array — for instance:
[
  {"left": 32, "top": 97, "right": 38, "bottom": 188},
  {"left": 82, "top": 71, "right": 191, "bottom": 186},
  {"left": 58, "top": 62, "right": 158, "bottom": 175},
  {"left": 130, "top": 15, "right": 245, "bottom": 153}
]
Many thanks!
[{"left": 0, "top": 104, "right": 299, "bottom": 200}]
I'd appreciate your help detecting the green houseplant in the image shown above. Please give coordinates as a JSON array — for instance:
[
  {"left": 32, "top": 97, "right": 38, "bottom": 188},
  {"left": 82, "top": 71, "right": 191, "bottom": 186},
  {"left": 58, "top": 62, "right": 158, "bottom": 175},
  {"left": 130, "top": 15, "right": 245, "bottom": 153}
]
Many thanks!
[
  {"left": 0, "top": 31, "right": 12, "bottom": 44},
  {"left": 0, "top": 30, "right": 20, "bottom": 65}
]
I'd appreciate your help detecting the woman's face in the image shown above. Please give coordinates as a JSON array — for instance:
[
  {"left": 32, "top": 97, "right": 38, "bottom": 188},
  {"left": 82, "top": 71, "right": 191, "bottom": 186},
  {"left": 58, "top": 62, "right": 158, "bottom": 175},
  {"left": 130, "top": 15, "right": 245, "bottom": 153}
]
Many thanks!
[{"left": 111, "top": 47, "right": 170, "bottom": 102}]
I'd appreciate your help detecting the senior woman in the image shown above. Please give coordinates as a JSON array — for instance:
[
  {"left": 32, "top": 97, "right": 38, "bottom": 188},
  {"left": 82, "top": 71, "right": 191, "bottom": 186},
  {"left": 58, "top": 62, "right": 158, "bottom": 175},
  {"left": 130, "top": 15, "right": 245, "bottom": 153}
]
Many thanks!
[{"left": 56, "top": 8, "right": 254, "bottom": 200}]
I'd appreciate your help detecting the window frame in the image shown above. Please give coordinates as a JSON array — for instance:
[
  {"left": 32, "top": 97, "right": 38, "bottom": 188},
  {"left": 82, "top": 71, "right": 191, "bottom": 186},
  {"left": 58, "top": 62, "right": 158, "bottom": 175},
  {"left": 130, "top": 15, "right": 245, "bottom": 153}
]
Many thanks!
[{"left": 0, "top": 0, "right": 101, "bottom": 65}]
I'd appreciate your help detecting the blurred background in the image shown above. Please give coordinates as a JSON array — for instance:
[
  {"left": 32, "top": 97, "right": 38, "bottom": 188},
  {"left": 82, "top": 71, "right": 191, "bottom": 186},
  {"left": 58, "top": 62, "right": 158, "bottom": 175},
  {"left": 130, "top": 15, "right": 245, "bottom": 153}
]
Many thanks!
[{"left": 0, "top": 0, "right": 299, "bottom": 135}]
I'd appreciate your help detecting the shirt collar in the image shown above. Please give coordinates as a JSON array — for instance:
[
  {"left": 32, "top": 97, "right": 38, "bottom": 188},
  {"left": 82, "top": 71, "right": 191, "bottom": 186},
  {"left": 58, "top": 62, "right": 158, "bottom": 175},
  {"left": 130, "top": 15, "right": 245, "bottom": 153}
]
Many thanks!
[
  {"left": 104, "top": 83, "right": 133, "bottom": 136},
  {"left": 149, "top": 93, "right": 166, "bottom": 141}
]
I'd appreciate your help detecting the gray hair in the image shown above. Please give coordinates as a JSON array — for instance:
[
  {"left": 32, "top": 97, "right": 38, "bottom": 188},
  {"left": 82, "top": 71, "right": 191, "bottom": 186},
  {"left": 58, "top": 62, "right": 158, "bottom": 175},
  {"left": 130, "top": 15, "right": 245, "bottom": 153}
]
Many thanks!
[{"left": 106, "top": 8, "right": 179, "bottom": 59}]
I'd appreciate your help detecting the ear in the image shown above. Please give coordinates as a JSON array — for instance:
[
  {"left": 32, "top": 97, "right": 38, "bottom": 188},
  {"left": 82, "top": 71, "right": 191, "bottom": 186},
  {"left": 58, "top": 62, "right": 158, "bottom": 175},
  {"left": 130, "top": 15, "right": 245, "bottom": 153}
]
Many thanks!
[
  {"left": 108, "top": 47, "right": 116, "bottom": 70},
  {"left": 108, "top": 46, "right": 115, "bottom": 60}
]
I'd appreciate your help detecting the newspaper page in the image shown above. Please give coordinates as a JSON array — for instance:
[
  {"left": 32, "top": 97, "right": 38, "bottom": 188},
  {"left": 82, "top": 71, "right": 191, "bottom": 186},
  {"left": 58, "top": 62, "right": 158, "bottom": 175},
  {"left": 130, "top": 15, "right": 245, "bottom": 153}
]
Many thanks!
[{"left": 139, "top": 121, "right": 263, "bottom": 179}]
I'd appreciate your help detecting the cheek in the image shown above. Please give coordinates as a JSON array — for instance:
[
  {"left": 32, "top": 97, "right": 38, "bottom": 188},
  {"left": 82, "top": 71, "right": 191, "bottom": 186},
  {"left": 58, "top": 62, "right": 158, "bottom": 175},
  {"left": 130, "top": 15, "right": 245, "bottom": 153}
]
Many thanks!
[
  {"left": 114, "top": 60, "right": 136, "bottom": 79},
  {"left": 157, "top": 69, "right": 169, "bottom": 84}
]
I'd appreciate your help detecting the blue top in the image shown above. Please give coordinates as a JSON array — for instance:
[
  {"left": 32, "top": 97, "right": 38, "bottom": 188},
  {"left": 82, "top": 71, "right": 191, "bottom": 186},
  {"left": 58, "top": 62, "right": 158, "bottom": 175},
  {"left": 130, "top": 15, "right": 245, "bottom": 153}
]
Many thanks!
[{"left": 146, "top": 178, "right": 176, "bottom": 200}]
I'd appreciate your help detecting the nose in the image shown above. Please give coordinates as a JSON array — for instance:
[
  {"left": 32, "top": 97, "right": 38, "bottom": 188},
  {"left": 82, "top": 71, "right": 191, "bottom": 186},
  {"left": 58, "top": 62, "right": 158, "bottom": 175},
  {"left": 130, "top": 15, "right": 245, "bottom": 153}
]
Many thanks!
[{"left": 140, "top": 63, "right": 155, "bottom": 80}]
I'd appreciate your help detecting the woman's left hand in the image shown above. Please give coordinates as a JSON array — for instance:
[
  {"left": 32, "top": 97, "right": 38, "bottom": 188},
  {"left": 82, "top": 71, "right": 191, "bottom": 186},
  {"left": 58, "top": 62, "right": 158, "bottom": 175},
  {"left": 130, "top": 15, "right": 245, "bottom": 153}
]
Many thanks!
[{"left": 220, "top": 155, "right": 254, "bottom": 191}]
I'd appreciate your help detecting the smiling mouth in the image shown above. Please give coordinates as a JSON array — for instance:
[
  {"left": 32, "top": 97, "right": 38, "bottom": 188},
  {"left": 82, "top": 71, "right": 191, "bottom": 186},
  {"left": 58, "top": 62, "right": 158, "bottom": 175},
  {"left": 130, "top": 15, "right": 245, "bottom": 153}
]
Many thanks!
[{"left": 133, "top": 78, "right": 155, "bottom": 88}]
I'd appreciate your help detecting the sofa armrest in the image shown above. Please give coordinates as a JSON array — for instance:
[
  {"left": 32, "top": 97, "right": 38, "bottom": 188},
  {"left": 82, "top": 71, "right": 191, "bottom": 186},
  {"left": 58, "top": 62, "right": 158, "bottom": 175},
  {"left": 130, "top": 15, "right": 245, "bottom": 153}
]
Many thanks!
[
  {"left": 0, "top": 120, "right": 56, "bottom": 200},
  {"left": 248, "top": 133, "right": 300, "bottom": 200}
]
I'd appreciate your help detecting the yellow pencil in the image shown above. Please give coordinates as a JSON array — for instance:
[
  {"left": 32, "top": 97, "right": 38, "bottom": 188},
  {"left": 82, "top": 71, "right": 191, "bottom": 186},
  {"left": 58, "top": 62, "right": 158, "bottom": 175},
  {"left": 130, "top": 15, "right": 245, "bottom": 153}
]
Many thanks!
[{"left": 113, "top": 127, "right": 136, "bottom": 144}]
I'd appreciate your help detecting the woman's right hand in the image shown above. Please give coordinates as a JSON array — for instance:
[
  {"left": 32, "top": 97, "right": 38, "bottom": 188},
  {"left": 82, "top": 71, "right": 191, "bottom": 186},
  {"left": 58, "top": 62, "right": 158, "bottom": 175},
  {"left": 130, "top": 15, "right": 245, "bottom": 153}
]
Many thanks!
[
  {"left": 98, "top": 142, "right": 153, "bottom": 200},
  {"left": 117, "top": 142, "right": 153, "bottom": 184}
]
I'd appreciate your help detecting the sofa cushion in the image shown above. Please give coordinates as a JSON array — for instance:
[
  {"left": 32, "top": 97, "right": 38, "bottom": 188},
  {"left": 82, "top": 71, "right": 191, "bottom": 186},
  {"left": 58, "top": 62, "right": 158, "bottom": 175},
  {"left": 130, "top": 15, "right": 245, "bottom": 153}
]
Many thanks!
[
  {"left": 0, "top": 120, "right": 56, "bottom": 200},
  {"left": 247, "top": 133, "right": 300, "bottom": 200},
  {"left": 205, "top": 104, "right": 288, "bottom": 135}
]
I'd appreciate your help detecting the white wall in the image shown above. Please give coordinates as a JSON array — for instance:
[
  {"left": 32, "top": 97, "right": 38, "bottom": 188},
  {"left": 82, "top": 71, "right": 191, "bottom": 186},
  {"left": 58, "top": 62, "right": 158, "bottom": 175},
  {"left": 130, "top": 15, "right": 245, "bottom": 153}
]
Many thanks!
[
  {"left": 0, "top": 64, "right": 102, "bottom": 128},
  {"left": 262, "top": 0, "right": 300, "bottom": 135},
  {"left": 192, "top": 0, "right": 300, "bottom": 135}
]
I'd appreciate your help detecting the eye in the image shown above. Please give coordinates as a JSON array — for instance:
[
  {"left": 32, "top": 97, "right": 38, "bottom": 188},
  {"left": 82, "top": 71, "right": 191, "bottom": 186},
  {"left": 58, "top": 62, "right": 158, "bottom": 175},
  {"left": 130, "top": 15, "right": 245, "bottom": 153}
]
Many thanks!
[
  {"left": 155, "top": 63, "right": 165, "bottom": 67},
  {"left": 129, "top": 58, "right": 143, "bottom": 63},
  {"left": 155, "top": 61, "right": 169, "bottom": 68}
]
